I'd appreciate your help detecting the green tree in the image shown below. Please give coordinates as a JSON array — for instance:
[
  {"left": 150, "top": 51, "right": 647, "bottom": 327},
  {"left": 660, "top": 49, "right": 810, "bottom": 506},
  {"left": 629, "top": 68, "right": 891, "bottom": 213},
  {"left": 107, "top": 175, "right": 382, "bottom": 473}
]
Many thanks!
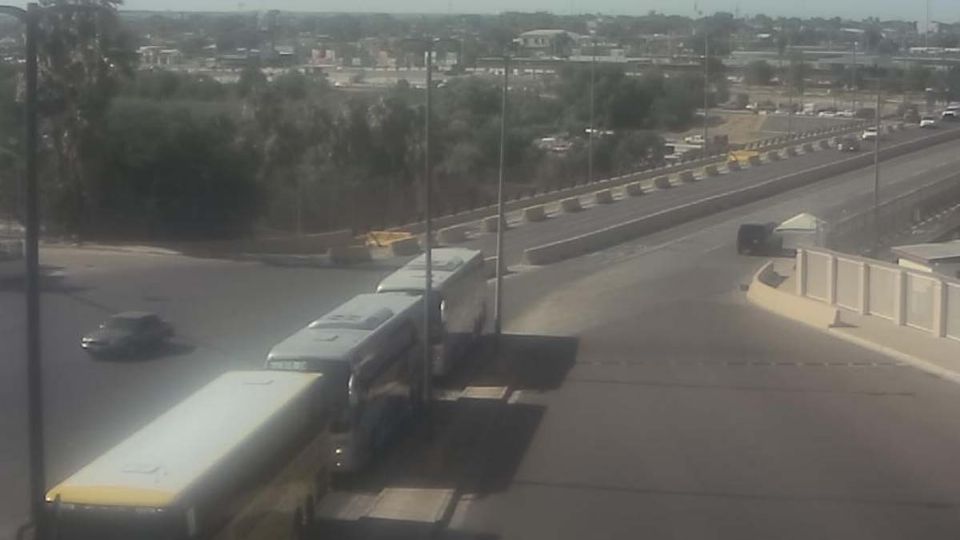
[
  {"left": 37, "top": 0, "right": 136, "bottom": 236},
  {"left": 744, "top": 60, "right": 774, "bottom": 85}
]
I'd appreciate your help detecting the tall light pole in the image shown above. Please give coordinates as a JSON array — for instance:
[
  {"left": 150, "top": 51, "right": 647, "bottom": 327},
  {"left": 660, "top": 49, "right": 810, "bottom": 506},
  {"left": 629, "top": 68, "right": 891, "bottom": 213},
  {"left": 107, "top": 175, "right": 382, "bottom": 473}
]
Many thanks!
[
  {"left": 873, "top": 88, "right": 882, "bottom": 250},
  {"left": 852, "top": 40, "right": 859, "bottom": 113},
  {"left": 494, "top": 52, "right": 509, "bottom": 338},
  {"left": 1, "top": 3, "right": 43, "bottom": 537},
  {"left": 702, "top": 31, "right": 710, "bottom": 154},
  {"left": 588, "top": 34, "right": 596, "bottom": 183}
]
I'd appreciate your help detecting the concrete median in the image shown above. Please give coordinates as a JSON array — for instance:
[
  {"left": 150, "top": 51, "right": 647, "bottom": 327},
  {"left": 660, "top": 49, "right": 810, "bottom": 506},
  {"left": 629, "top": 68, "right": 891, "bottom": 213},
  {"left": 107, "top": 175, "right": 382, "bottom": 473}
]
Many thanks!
[
  {"left": 390, "top": 236, "right": 422, "bottom": 256},
  {"left": 524, "top": 205, "right": 547, "bottom": 222},
  {"left": 438, "top": 225, "right": 468, "bottom": 244},
  {"left": 483, "top": 215, "right": 504, "bottom": 233},
  {"left": 625, "top": 182, "right": 644, "bottom": 197},
  {"left": 522, "top": 126, "right": 960, "bottom": 266},
  {"left": 595, "top": 189, "right": 615, "bottom": 204},
  {"left": 654, "top": 176, "right": 672, "bottom": 189},
  {"left": 560, "top": 197, "right": 583, "bottom": 213}
]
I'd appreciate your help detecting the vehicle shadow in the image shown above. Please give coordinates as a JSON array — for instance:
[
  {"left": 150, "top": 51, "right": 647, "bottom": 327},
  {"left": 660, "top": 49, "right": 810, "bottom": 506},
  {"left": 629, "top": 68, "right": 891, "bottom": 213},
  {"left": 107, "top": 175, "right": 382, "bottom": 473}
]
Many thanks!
[
  {"left": 90, "top": 341, "right": 196, "bottom": 363},
  {"left": 309, "top": 333, "right": 580, "bottom": 540}
]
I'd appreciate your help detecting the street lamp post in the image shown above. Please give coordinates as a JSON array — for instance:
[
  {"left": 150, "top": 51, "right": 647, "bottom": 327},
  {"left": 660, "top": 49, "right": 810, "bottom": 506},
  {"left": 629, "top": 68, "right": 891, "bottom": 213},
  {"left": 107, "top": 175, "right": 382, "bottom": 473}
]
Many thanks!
[
  {"left": 0, "top": 3, "right": 43, "bottom": 538},
  {"left": 588, "top": 35, "right": 596, "bottom": 183},
  {"left": 494, "top": 53, "right": 509, "bottom": 338},
  {"left": 873, "top": 89, "right": 881, "bottom": 250},
  {"left": 702, "top": 33, "right": 710, "bottom": 154}
]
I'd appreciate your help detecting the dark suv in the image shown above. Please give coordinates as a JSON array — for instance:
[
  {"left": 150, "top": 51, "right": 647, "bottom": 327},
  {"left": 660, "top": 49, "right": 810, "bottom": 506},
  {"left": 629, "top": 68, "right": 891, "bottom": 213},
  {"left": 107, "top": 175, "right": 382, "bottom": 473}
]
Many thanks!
[
  {"left": 81, "top": 312, "right": 174, "bottom": 357},
  {"left": 737, "top": 223, "right": 781, "bottom": 255}
]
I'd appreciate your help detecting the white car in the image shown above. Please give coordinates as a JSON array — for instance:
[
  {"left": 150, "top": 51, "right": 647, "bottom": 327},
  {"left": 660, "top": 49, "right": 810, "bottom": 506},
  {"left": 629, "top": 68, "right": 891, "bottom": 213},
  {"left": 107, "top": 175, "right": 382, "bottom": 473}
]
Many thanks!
[
  {"left": 861, "top": 127, "right": 879, "bottom": 141},
  {"left": 920, "top": 117, "right": 937, "bottom": 128},
  {"left": 942, "top": 109, "right": 958, "bottom": 120}
]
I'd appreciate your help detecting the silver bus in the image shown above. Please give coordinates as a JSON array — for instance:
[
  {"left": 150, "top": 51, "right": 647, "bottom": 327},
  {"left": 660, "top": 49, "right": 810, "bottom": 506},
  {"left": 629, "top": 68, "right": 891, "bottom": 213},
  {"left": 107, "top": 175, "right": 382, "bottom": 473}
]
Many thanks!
[
  {"left": 375, "top": 248, "right": 487, "bottom": 377},
  {"left": 265, "top": 292, "right": 423, "bottom": 473},
  {"left": 46, "top": 371, "right": 331, "bottom": 540}
]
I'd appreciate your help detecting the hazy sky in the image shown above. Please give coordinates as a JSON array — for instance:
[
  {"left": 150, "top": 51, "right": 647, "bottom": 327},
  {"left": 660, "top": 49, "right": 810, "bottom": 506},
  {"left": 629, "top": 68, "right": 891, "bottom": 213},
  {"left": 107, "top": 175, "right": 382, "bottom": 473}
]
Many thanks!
[{"left": 116, "top": 0, "right": 959, "bottom": 21}]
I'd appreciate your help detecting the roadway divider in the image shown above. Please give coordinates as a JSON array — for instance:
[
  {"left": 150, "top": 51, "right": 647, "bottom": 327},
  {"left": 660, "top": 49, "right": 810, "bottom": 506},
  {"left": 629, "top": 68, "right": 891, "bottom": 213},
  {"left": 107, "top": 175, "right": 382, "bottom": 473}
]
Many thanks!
[
  {"left": 438, "top": 225, "right": 468, "bottom": 244},
  {"left": 483, "top": 215, "right": 503, "bottom": 232},
  {"left": 390, "top": 236, "right": 422, "bottom": 256},
  {"left": 595, "top": 189, "right": 615, "bottom": 204},
  {"left": 524, "top": 205, "right": 547, "bottom": 222},
  {"left": 522, "top": 125, "right": 960, "bottom": 266},
  {"left": 654, "top": 176, "right": 672, "bottom": 189},
  {"left": 560, "top": 197, "right": 583, "bottom": 213},
  {"left": 625, "top": 182, "right": 644, "bottom": 196},
  {"left": 394, "top": 121, "right": 868, "bottom": 235}
]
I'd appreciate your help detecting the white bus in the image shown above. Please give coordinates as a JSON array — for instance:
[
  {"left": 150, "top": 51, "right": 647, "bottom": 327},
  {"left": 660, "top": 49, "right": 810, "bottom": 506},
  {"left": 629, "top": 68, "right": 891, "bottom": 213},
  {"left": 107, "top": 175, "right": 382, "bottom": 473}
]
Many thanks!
[
  {"left": 375, "top": 248, "right": 487, "bottom": 377},
  {"left": 265, "top": 292, "right": 423, "bottom": 473},
  {"left": 46, "top": 371, "right": 331, "bottom": 540}
]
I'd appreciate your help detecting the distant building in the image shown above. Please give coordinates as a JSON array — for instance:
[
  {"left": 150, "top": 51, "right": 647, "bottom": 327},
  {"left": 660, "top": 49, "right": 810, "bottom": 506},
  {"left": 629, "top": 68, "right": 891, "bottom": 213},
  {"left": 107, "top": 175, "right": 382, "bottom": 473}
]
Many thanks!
[
  {"left": 138, "top": 46, "right": 183, "bottom": 66},
  {"left": 517, "top": 29, "right": 581, "bottom": 58}
]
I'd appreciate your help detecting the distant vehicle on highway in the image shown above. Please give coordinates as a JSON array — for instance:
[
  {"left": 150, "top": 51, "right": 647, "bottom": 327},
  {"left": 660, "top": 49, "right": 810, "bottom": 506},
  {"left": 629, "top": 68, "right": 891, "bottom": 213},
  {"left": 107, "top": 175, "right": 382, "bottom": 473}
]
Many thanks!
[
  {"left": 837, "top": 136, "right": 861, "bottom": 152},
  {"left": 683, "top": 134, "right": 705, "bottom": 145},
  {"left": 920, "top": 116, "right": 937, "bottom": 128},
  {"left": 941, "top": 109, "right": 958, "bottom": 120},
  {"left": 861, "top": 127, "right": 879, "bottom": 141},
  {"left": 81, "top": 311, "right": 173, "bottom": 357},
  {"left": 737, "top": 223, "right": 782, "bottom": 256}
]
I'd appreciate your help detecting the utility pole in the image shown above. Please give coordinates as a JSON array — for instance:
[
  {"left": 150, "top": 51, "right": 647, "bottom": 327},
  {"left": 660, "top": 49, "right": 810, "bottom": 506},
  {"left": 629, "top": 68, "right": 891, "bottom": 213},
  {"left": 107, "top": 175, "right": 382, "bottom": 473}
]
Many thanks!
[
  {"left": 422, "top": 43, "right": 434, "bottom": 413},
  {"left": 589, "top": 34, "right": 596, "bottom": 183},
  {"left": 852, "top": 40, "right": 859, "bottom": 113},
  {"left": 494, "top": 53, "right": 509, "bottom": 338},
  {"left": 873, "top": 89, "right": 881, "bottom": 250},
  {"left": 702, "top": 33, "right": 710, "bottom": 154}
]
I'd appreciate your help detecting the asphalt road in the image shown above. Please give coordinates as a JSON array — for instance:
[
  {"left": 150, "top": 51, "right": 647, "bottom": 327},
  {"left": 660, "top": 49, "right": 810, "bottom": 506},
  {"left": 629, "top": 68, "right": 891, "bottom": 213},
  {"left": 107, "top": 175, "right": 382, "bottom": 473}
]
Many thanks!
[
  {"left": 3, "top": 122, "right": 960, "bottom": 539},
  {"left": 0, "top": 253, "right": 402, "bottom": 538},
  {"left": 437, "top": 140, "right": 960, "bottom": 539},
  {"left": 463, "top": 123, "right": 960, "bottom": 266}
]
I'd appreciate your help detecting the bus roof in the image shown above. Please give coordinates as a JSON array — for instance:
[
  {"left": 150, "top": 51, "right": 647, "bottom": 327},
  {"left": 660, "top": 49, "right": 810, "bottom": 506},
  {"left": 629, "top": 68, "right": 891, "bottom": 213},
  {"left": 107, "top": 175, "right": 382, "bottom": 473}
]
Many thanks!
[
  {"left": 46, "top": 371, "right": 322, "bottom": 508},
  {"left": 376, "top": 248, "right": 483, "bottom": 293},
  {"left": 267, "top": 292, "right": 421, "bottom": 364}
]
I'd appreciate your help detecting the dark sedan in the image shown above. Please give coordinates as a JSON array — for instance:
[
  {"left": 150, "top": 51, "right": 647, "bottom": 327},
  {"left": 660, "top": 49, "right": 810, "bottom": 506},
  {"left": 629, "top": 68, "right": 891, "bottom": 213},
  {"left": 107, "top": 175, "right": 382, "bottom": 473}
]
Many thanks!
[
  {"left": 81, "top": 312, "right": 174, "bottom": 357},
  {"left": 737, "top": 222, "right": 782, "bottom": 256}
]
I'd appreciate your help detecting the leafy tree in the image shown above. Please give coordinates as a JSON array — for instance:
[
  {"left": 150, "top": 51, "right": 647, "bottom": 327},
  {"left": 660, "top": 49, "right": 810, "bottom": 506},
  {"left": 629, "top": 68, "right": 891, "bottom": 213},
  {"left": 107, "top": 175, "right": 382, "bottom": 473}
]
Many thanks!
[
  {"left": 37, "top": 0, "right": 136, "bottom": 236},
  {"left": 744, "top": 60, "right": 774, "bottom": 86}
]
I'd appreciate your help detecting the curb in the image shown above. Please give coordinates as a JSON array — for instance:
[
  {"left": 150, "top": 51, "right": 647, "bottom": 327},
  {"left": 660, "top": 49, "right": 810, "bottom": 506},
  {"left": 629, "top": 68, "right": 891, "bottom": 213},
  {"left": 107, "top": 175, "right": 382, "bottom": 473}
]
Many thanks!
[{"left": 746, "top": 261, "right": 960, "bottom": 386}]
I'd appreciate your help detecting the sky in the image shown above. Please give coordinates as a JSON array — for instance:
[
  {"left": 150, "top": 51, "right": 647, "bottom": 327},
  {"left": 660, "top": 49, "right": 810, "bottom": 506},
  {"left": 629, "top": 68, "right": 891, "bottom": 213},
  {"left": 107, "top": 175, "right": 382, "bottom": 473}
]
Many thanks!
[{"left": 116, "top": 0, "right": 960, "bottom": 22}]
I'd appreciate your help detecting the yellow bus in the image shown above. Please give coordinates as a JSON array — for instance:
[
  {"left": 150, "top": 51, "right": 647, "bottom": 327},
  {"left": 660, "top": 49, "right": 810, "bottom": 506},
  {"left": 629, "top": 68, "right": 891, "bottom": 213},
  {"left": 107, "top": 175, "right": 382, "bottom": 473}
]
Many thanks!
[{"left": 46, "top": 371, "right": 331, "bottom": 540}]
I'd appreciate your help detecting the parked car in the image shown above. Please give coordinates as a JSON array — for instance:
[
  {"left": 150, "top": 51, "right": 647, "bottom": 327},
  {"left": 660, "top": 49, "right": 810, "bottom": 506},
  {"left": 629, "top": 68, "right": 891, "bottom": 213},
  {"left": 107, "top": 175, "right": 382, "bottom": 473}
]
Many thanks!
[
  {"left": 920, "top": 116, "right": 937, "bottom": 128},
  {"left": 737, "top": 223, "right": 782, "bottom": 255},
  {"left": 861, "top": 127, "right": 879, "bottom": 141},
  {"left": 837, "top": 136, "right": 861, "bottom": 152},
  {"left": 81, "top": 312, "right": 174, "bottom": 357}
]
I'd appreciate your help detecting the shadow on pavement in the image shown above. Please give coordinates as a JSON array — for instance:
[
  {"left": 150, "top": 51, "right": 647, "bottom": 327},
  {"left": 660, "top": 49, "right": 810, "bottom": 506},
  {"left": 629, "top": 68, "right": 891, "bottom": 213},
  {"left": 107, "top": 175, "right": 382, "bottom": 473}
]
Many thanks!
[{"left": 308, "top": 333, "right": 580, "bottom": 540}]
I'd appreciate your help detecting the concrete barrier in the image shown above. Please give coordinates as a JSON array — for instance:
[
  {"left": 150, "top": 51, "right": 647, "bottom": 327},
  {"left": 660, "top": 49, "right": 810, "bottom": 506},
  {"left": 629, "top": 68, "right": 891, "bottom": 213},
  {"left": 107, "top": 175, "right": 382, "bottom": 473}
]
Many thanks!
[
  {"left": 625, "top": 182, "right": 644, "bottom": 197},
  {"left": 767, "top": 150, "right": 782, "bottom": 161},
  {"left": 522, "top": 126, "right": 960, "bottom": 266},
  {"left": 523, "top": 205, "right": 547, "bottom": 222},
  {"left": 726, "top": 160, "right": 741, "bottom": 172},
  {"left": 330, "top": 245, "right": 373, "bottom": 264},
  {"left": 560, "top": 197, "right": 583, "bottom": 213},
  {"left": 390, "top": 236, "right": 422, "bottom": 256},
  {"left": 703, "top": 165, "right": 719, "bottom": 177},
  {"left": 654, "top": 176, "right": 672, "bottom": 189},
  {"left": 438, "top": 225, "right": 468, "bottom": 245},
  {"left": 746, "top": 262, "right": 841, "bottom": 328},
  {"left": 748, "top": 155, "right": 763, "bottom": 167},
  {"left": 785, "top": 146, "right": 798, "bottom": 157},
  {"left": 802, "top": 142, "right": 815, "bottom": 153},
  {"left": 483, "top": 215, "right": 504, "bottom": 233},
  {"left": 595, "top": 189, "right": 615, "bottom": 204},
  {"left": 680, "top": 170, "right": 697, "bottom": 183}
]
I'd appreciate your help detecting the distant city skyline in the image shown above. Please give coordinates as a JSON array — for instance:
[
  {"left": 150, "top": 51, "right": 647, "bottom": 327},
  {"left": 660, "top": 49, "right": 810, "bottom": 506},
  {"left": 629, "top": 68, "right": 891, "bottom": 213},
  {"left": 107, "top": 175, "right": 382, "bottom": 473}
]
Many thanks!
[{"left": 116, "top": 0, "right": 959, "bottom": 23}]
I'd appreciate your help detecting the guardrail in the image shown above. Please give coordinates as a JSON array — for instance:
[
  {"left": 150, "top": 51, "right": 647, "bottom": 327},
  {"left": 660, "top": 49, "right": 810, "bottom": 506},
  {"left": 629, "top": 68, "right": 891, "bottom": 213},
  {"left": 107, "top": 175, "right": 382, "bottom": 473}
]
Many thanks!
[
  {"left": 797, "top": 247, "right": 960, "bottom": 341},
  {"left": 522, "top": 123, "right": 960, "bottom": 266},
  {"left": 396, "top": 120, "right": 869, "bottom": 235}
]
